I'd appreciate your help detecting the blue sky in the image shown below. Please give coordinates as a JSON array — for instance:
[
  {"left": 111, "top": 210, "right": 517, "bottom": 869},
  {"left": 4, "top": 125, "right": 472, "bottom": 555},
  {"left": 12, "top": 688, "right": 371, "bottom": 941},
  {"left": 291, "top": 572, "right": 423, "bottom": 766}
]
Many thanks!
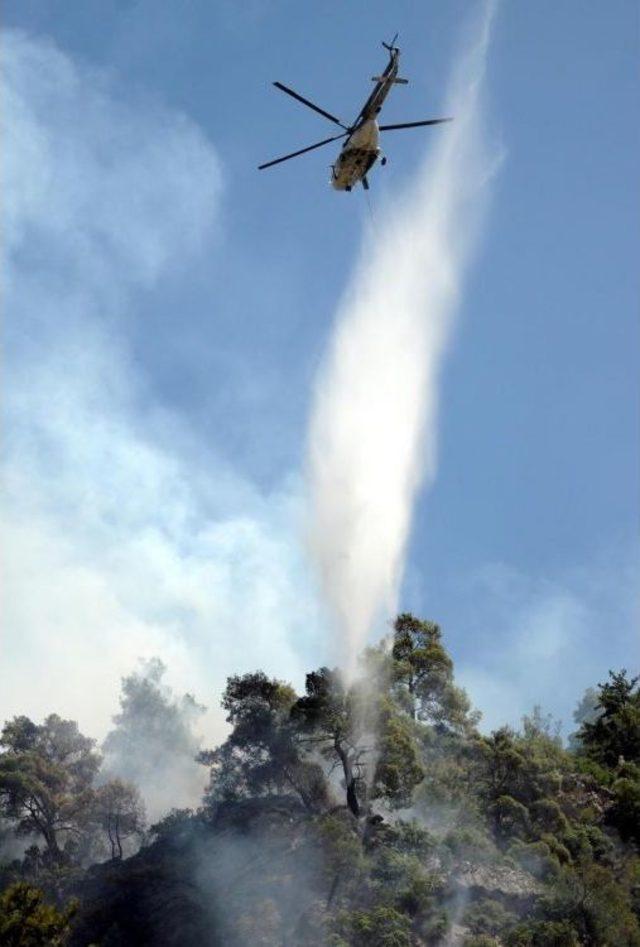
[{"left": 3, "top": 1, "right": 638, "bottom": 737}]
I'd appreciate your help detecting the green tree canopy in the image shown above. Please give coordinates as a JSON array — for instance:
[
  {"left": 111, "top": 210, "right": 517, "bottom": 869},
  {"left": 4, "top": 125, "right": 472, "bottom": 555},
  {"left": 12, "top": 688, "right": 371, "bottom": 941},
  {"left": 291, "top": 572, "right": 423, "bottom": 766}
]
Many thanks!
[
  {"left": 102, "top": 658, "right": 206, "bottom": 818},
  {"left": 200, "top": 672, "right": 328, "bottom": 813},
  {"left": 577, "top": 670, "right": 640, "bottom": 768},
  {"left": 0, "top": 882, "right": 77, "bottom": 946},
  {"left": 92, "top": 778, "right": 146, "bottom": 860},
  {"left": 292, "top": 667, "right": 373, "bottom": 817},
  {"left": 391, "top": 613, "right": 478, "bottom": 733},
  {"left": 0, "top": 715, "right": 100, "bottom": 863}
]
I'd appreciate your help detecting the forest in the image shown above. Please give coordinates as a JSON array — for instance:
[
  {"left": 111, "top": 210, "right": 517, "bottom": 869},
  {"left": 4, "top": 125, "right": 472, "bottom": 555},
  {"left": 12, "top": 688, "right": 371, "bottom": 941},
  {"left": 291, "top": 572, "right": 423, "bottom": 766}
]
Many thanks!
[{"left": 1, "top": 614, "right": 639, "bottom": 946}]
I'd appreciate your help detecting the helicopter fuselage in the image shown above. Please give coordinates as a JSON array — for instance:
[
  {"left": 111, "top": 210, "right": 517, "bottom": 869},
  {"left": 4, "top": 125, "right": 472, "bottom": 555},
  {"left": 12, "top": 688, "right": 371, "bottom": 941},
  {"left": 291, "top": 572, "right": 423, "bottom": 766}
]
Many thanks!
[
  {"left": 331, "top": 119, "right": 380, "bottom": 190},
  {"left": 331, "top": 48, "right": 399, "bottom": 190},
  {"left": 259, "top": 39, "right": 451, "bottom": 190}
]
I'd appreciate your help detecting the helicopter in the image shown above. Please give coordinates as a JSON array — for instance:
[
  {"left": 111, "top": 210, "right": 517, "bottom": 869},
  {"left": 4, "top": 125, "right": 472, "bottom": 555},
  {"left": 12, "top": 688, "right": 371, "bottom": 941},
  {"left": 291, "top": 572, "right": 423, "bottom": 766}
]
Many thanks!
[{"left": 258, "top": 36, "right": 452, "bottom": 191}]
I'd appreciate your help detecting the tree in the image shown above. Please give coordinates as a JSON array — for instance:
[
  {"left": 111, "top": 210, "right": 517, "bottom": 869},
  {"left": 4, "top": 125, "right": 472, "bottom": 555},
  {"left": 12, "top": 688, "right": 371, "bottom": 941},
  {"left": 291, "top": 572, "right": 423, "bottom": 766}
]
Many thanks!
[
  {"left": 469, "top": 726, "right": 567, "bottom": 844},
  {"left": 472, "top": 729, "right": 526, "bottom": 804},
  {"left": 391, "top": 614, "right": 478, "bottom": 733},
  {"left": 0, "top": 715, "right": 100, "bottom": 863},
  {"left": 505, "top": 920, "right": 579, "bottom": 946},
  {"left": 464, "top": 897, "right": 517, "bottom": 937},
  {"left": 2, "top": 643, "right": 634, "bottom": 947},
  {"left": 92, "top": 779, "right": 145, "bottom": 859},
  {"left": 102, "top": 658, "right": 206, "bottom": 818},
  {"left": 200, "top": 672, "right": 328, "bottom": 813},
  {"left": 546, "top": 859, "right": 640, "bottom": 945},
  {"left": 521, "top": 706, "right": 562, "bottom": 748},
  {"left": 0, "top": 882, "right": 77, "bottom": 946},
  {"left": 333, "top": 905, "right": 412, "bottom": 947},
  {"left": 568, "top": 687, "right": 600, "bottom": 751},
  {"left": 372, "top": 702, "right": 424, "bottom": 807},
  {"left": 392, "top": 615, "right": 451, "bottom": 719},
  {"left": 292, "top": 668, "right": 372, "bottom": 818},
  {"left": 608, "top": 762, "right": 640, "bottom": 845},
  {"left": 577, "top": 670, "right": 640, "bottom": 768},
  {"left": 315, "top": 813, "right": 364, "bottom": 907}
]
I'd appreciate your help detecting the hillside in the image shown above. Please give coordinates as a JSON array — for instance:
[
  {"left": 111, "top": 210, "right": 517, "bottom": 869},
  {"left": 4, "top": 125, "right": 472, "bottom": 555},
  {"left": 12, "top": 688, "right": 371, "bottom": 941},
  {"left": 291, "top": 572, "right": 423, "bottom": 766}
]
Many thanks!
[{"left": 1, "top": 614, "right": 639, "bottom": 946}]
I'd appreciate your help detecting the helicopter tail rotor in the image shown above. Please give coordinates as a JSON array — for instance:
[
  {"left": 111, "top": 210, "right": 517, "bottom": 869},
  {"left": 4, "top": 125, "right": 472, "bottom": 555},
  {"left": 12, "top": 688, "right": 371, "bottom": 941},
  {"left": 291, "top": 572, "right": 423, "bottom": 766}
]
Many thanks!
[{"left": 382, "top": 33, "right": 399, "bottom": 53}]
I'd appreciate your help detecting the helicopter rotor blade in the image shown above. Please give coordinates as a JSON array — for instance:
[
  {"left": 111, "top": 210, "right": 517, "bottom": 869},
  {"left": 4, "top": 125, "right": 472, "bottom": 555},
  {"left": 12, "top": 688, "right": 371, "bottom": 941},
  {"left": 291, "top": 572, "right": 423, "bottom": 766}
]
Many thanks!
[
  {"left": 378, "top": 118, "right": 453, "bottom": 131},
  {"left": 258, "top": 132, "right": 348, "bottom": 170},
  {"left": 273, "top": 82, "right": 349, "bottom": 130}
]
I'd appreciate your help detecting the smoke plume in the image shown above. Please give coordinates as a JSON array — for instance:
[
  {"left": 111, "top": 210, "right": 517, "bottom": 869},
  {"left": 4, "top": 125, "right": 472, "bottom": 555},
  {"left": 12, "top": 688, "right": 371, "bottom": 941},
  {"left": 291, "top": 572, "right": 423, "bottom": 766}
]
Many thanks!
[{"left": 306, "top": 4, "right": 501, "bottom": 673}]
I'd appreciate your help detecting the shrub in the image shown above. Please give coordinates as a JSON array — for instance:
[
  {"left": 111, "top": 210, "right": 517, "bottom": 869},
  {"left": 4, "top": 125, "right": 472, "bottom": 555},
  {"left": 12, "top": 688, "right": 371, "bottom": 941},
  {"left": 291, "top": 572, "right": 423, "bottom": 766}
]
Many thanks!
[
  {"left": 464, "top": 897, "right": 516, "bottom": 935},
  {"left": 492, "top": 795, "right": 530, "bottom": 840},
  {"left": 508, "top": 840, "right": 559, "bottom": 879},
  {"left": 539, "top": 833, "right": 571, "bottom": 865},
  {"left": 529, "top": 799, "right": 568, "bottom": 835},
  {"left": 463, "top": 936, "right": 500, "bottom": 947},
  {"left": 333, "top": 906, "right": 412, "bottom": 947},
  {"left": 609, "top": 776, "right": 640, "bottom": 843},
  {"left": 505, "top": 919, "right": 579, "bottom": 946},
  {"left": 444, "top": 825, "right": 495, "bottom": 861}
]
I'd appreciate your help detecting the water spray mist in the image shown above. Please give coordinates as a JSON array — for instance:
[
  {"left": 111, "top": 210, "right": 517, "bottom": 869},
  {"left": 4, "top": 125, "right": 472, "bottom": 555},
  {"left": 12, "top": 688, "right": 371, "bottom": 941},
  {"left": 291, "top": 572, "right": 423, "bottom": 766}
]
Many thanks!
[{"left": 306, "top": 3, "right": 501, "bottom": 676}]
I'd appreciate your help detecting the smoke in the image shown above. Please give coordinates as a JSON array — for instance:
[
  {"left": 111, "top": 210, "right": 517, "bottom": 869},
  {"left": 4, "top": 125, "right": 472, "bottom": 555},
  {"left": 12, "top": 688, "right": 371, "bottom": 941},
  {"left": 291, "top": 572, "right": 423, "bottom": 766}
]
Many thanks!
[
  {"left": 306, "top": 3, "right": 501, "bottom": 673},
  {"left": 194, "top": 822, "right": 327, "bottom": 946},
  {"left": 101, "top": 658, "right": 207, "bottom": 821},
  {"left": 1, "top": 28, "right": 321, "bottom": 740}
]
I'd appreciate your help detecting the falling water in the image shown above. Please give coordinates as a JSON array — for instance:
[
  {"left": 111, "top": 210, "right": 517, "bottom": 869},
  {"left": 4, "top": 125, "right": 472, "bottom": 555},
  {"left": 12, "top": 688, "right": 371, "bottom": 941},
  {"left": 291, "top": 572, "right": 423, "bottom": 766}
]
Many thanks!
[{"left": 306, "top": 3, "right": 501, "bottom": 676}]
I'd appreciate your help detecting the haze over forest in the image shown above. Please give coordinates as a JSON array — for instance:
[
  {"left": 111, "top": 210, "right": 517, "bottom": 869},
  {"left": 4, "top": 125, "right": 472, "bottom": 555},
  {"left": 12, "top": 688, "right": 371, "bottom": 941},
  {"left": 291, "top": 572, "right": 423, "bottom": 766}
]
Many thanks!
[{"left": 1, "top": 618, "right": 639, "bottom": 944}]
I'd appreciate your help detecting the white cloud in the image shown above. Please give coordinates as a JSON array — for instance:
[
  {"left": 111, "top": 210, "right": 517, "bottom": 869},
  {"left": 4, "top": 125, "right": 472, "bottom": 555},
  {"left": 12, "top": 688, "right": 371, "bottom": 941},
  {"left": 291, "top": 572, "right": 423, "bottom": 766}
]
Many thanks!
[
  {"left": 1, "top": 29, "right": 321, "bottom": 743},
  {"left": 4, "top": 29, "right": 221, "bottom": 281}
]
